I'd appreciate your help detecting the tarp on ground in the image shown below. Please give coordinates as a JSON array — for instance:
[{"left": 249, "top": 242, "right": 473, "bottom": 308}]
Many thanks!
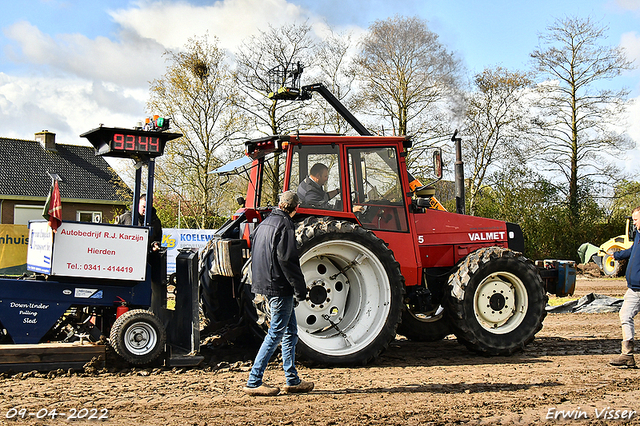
[{"left": 546, "top": 293, "right": 623, "bottom": 314}]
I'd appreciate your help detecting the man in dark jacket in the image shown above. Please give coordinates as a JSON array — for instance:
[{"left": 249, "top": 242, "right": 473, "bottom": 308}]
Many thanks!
[
  {"left": 244, "top": 191, "right": 314, "bottom": 396},
  {"left": 610, "top": 206, "right": 640, "bottom": 368},
  {"left": 296, "top": 163, "right": 339, "bottom": 209}
]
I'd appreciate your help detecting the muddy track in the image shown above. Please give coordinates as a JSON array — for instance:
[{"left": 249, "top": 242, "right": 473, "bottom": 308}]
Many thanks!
[{"left": 1, "top": 277, "right": 638, "bottom": 425}]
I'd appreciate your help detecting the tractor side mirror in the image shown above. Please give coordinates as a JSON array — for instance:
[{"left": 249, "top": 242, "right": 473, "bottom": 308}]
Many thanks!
[
  {"left": 411, "top": 148, "right": 443, "bottom": 200},
  {"left": 433, "top": 149, "right": 443, "bottom": 180}
]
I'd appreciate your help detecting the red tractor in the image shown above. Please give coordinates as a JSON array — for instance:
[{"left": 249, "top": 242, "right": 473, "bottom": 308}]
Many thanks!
[{"left": 199, "top": 65, "right": 575, "bottom": 365}]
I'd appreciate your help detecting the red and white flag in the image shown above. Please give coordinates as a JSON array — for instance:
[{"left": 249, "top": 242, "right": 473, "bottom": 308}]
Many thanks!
[{"left": 43, "top": 180, "right": 62, "bottom": 232}]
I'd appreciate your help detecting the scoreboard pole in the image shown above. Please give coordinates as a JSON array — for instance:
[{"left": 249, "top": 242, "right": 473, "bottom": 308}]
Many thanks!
[{"left": 145, "top": 158, "right": 156, "bottom": 227}]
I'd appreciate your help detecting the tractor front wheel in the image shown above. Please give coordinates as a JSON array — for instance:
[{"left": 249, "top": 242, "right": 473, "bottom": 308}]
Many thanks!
[{"left": 447, "top": 247, "right": 547, "bottom": 355}]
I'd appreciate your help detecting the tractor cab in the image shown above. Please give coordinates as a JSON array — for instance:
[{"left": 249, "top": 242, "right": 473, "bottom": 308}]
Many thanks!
[
  {"left": 287, "top": 137, "right": 410, "bottom": 233},
  {"left": 218, "top": 132, "right": 424, "bottom": 288},
  {"left": 238, "top": 133, "right": 413, "bottom": 231}
]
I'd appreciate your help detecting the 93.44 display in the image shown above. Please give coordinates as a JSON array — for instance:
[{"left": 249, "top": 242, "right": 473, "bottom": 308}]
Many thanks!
[{"left": 111, "top": 133, "right": 161, "bottom": 153}]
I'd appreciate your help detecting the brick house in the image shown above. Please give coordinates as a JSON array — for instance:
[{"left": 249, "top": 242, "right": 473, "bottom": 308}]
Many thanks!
[{"left": 0, "top": 130, "right": 131, "bottom": 225}]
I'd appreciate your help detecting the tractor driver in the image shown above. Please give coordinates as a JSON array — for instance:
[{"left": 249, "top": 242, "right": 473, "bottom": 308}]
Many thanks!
[{"left": 296, "top": 163, "right": 340, "bottom": 209}]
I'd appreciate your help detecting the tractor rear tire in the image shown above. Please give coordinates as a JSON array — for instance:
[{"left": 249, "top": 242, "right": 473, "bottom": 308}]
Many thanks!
[
  {"left": 199, "top": 239, "right": 239, "bottom": 324},
  {"left": 240, "top": 261, "right": 272, "bottom": 342},
  {"left": 293, "top": 217, "right": 404, "bottom": 365},
  {"left": 110, "top": 309, "right": 166, "bottom": 365},
  {"left": 446, "top": 247, "right": 547, "bottom": 356},
  {"left": 243, "top": 217, "right": 404, "bottom": 365},
  {"left": 397, "top": 306, "right": 452, "bottom": 342}
]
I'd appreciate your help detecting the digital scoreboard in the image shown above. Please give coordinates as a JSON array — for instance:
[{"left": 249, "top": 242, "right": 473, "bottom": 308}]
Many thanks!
[{"left": 80, "top": 126, "right": 182, "bottom": 159}]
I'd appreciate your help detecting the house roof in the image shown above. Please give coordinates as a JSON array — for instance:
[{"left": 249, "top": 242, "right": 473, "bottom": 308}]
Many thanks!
[{"left": 0, "top": 137, "right": 130, "bottom": 202}]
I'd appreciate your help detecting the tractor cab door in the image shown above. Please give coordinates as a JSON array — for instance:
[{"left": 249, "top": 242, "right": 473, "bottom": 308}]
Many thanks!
[
  {"left": 347, "top": 147, "right": 408, "bottom": 232},
  {"left": 346, "top": 146, "right": 420, "bottom": 286}
]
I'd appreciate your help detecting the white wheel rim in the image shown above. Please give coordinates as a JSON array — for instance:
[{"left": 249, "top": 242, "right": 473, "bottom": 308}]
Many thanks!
[
  {"left": 473, "top": 271, "right": 528, "bottom": 334},
  {"left": 124, "top": 321, "right": 158, "bottom": 356},
  {"left": 296, "top": 239, "right": 392, "bottom": 357}
]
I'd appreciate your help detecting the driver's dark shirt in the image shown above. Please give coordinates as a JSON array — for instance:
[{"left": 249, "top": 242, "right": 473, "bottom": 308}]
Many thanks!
[{"left": 297, "top": 176, "right": 330, "bottom": 208}]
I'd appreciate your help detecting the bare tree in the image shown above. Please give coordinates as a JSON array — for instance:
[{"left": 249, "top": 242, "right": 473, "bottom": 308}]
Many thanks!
[
  {"left": 148, "top": 34, "right": 245, "bottom": 228},
  {"left": 463, "top": 67, "right": 534, "bottom": 215},
  {"left": 310, "top": 29, "right": 360, "bottom": 135},
  {"left": 234, "top": 22, "right": 317, "bottom": 136},
  {"left": 234, "top": 23, "right": 316, "bottom": 204},
  {"left": 355, "top": 15, "right": 463, "bottom": 175},
  {"left": 530, "top": 16, "right": 635, "bottom": 223}
]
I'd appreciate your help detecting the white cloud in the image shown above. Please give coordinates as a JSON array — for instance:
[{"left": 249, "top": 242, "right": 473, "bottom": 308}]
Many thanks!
[
  {"left": 1, "top": 0, "right": 638, "bottom": 212},
  {"left": 620, "top": 31, "right": 640, "bottom": 95},
  {"left": 614, "top": 0, "right": 640, "bottom": 11},
  {"left": 621, "top": 30, "right": 640, "bottom": 54},
  {"left": 0, "top": 0, "right": 360, "bottom": 140},
  {"left": 0, "top": 73, "right": 146, "bottom": 145},
  {"left": 4, "top": 20, "right": 166, "bottom": 87},
  {"left": 109, "top": 0, "right": 312, "bottom": 52},
  {"left": 620, "top": 31, "right": 640, "bottom": 71},
  {"left": 4, "top": 0, "right": 635, "bottom": 182},
  {"left": 0, "top": 0, "right": 352, "bottom": 147}
]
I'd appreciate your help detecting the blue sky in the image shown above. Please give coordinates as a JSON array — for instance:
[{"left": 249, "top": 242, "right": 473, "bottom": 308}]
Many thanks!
[{"left": 1, "top": 0, "right": 640, "bottom": 175}]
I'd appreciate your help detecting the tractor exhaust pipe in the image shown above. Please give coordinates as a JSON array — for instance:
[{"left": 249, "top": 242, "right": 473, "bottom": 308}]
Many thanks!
[{"left": 452, "top": 130, "right": 465, "bottom": 215}]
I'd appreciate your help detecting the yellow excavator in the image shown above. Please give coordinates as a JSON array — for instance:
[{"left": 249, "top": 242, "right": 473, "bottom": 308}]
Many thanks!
[{"left": 578, "top": 217, "right": 637, "bottom": 276}]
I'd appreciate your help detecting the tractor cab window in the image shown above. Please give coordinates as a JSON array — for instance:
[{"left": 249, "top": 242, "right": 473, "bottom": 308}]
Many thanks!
[
  {"left": 259, "top": 152, "right": 288, "bottom": 208},
  {"left": 289, "top": 145, "right": 342, "bottom": 210},
  {"left": 348, "top": 147, "right": 408, "bottom": 232}
]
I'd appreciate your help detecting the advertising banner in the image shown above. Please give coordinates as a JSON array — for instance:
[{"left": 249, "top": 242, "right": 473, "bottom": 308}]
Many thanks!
[
  {"left": 26, "top": 221, "right": 53, "bottom": 274},
  {"left": 162, "top": 228, "right": 217, "bottom": 274},
  {"left": 50, "top": 222, "right": 149, "bottom": 281},
  {"left": 0, "top": 224, "right": 30, "bottom": 275}
]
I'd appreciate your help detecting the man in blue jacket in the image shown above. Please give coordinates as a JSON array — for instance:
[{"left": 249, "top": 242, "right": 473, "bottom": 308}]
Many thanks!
[
  {"left": 243, "top": 191, "right": 314, "bottom": 396},
  {"left": 610, "top": 206, "right": 640, "bottom": 368}
]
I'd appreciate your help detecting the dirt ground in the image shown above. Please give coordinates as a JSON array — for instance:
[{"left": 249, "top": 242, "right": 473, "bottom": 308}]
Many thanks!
[{"left": 1, "top": 276, "right": 639, "bottom": 425}]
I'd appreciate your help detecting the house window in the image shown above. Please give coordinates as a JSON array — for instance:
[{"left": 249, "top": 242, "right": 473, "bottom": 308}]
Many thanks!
[
  {"left": 77, "top": 211, "right": 103, "bottom": 223},
  {"left": 13, "top": 205, "right": 45, "bottom": 225}
]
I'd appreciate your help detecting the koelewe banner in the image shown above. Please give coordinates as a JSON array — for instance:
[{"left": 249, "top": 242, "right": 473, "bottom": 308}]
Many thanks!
[
  {"left": 0, "top": 225, "right": 29, "bottom": 275},
  {"left": 162, "top": 228, "right": 217, "bottom": 274}
]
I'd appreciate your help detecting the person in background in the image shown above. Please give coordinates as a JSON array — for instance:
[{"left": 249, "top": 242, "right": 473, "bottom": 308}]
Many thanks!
[
  {"left": 609, "top": 206, "right": 640, "bottom": 368},
  {"left": 243, "top": 190, "right": 314, "bottom": 396},
  {"left": 116, "top": 194, "right": 162, "bottom": 250}
]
